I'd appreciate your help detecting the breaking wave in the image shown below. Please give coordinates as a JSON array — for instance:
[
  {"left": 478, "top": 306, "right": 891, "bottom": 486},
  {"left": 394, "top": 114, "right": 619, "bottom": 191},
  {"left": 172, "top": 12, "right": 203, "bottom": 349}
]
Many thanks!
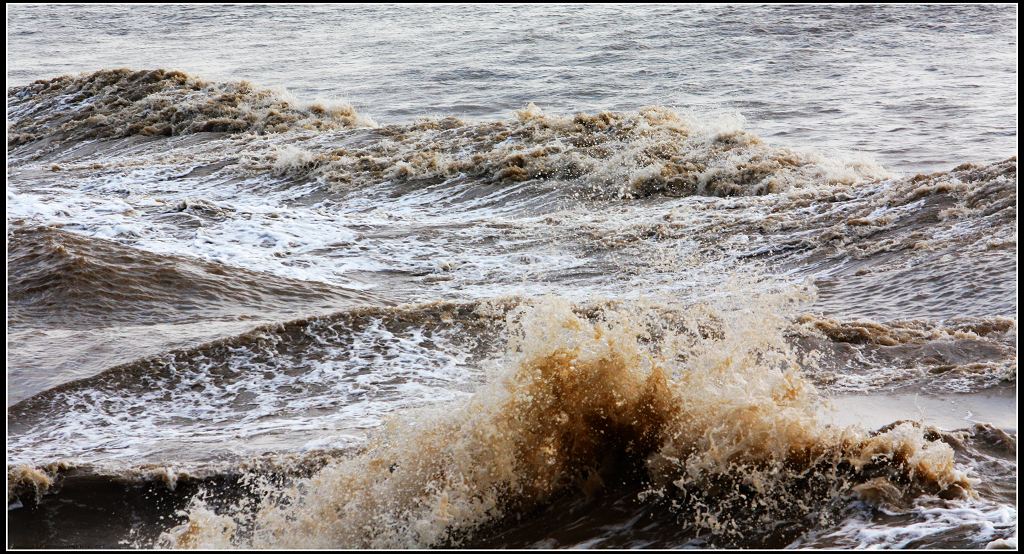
[
  {"left": 159, "top": 294, "right": 973, "bottom": 548},
  {"left": 7, "top": 69, "right": 375, "bottom": 147},
  {"left": 9, "top": 69, "right": 886, "bottom": 199}
]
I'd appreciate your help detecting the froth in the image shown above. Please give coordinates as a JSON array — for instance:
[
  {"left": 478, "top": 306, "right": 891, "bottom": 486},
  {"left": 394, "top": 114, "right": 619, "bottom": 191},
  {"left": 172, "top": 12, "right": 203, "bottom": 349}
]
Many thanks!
[{"left": 244, "top": 102, "right": 889, "bottom": 199}]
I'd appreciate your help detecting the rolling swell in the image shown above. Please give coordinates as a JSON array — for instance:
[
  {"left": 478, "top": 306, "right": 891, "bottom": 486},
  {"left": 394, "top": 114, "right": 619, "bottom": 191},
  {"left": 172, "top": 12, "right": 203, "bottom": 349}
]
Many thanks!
[
  {"left": 7, "top": 300, "right": 510, "bottom": 470},
  {"left": 794, "top": 315, "right": 1016, "bottom": 393},
  {"left": 7, "top": 226, "right": 375, "bottom": 326},
  {"left": 6, "top": 225, "right": 382, "bottom": 403}
]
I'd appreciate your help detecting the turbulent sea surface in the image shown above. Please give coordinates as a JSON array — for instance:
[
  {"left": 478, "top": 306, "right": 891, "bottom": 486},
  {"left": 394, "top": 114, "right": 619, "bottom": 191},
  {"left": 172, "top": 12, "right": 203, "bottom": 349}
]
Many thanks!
[{"left": 5, "top": 4, "right": 1018, "bottom": 550}]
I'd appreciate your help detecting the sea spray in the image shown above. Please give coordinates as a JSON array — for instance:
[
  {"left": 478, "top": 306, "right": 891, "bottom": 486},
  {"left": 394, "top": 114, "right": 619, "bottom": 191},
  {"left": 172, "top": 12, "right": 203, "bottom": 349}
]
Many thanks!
[{"left": 163, "top": 292, "right": 971, "bottom": 548}]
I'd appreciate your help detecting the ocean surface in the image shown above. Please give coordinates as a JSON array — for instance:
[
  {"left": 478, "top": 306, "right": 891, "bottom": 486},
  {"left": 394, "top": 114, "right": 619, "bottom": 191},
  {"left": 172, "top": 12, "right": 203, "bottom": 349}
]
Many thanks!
[{"left": 5, "top": 4, "right": 1018, "bottom": 549}]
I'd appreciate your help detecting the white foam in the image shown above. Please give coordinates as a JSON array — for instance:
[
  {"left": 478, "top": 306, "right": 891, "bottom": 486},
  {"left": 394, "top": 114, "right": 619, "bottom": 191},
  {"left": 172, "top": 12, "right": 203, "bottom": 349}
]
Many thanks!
[
  {"left": 7, "top": 313, "right": 486, "bottom": 466},
  {"left": 794, "top": 499, "right": 1018, "bottom": 549}
]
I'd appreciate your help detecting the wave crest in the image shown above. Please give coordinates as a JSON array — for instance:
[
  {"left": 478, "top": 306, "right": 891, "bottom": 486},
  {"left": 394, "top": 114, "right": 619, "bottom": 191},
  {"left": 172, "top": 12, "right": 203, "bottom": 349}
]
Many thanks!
[
  {"left": 249, "top": 101, "right": 887, "bottom": 199},
  {"left": 7, "top": 69, "right": 374, "bottom": 148}
]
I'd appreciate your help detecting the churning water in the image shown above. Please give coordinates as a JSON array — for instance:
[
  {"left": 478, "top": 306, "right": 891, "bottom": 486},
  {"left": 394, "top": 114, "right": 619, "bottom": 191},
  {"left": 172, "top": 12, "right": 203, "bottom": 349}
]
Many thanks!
[{"left": 5, "top": 4, "right": 1018, "bottom": 549}]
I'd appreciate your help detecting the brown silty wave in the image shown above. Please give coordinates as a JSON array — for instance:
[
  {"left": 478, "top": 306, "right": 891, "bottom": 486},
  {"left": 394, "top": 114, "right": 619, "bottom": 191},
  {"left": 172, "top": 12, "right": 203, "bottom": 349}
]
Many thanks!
[
  {"left": 9, "top": 70, "right": 886, "bottom": 199},
  {"left": 8, "top": 420, "right": 1010, "bottom": 549},
  {"left": 242, "top": 102, "right": 888, "bottom": 199},
  {"left": 10, "top": 73, "right": 1012, "bottom": 322},
  {"left": 7, "top": 69, "right": 373, "bottom": 149},
  {"left": 6, "top": 296, "right": 1014, "bottom": 547},
  {"left": 158, "top": 299, "right": 981, "bottom": 548}
]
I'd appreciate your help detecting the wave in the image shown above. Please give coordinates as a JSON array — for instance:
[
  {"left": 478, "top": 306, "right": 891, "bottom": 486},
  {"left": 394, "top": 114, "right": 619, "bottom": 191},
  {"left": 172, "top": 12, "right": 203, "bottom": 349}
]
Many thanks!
[
  {"left": 142, "top": 294, "right": 978, "bottom": 548},
  {"left": 9, "top": 291, "right": 1015, "bottom": 473},
  {"left": 244, "top": 101, "right": 889, "bottom": 199},
  {"left": 8, "top": 422, "right": 1011, "bottom": 549},
  {"left": 9, "top": 69, "right": 887, "bottom": 200},
  {"left": 6, "top": 68, "right": 1016, "bottom": 549},
  {"left": 794, "top": 314, "right": 1016, "bottom": 393},
  {"left": 7, "top": 226, "right": 377, "bottom": 326},
  {"left": 7, "top": 69, "right": 375, "bottom": 148},
  {"left": 7, "top": 299, "right": 511, "bottom": 468},
  {"left": 6, "top": 450, "right": 345, "bottom": 549},
  {"left": 799, "top": 314, "right": 1016, "bottom": 347}
]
